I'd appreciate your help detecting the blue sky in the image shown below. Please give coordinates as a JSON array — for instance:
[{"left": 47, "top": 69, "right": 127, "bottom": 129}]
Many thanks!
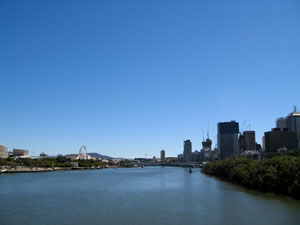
[{"left": 0, "top": 0, "right": 299, "bottom": 158}]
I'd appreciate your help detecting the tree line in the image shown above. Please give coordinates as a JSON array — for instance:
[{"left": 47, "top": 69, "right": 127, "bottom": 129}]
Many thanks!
[
  {"left": 0, "top": 155, "right": 107, "bottom": 168},
  {"left": 202, "top": 151, "right": 300, "bottom": 198}
]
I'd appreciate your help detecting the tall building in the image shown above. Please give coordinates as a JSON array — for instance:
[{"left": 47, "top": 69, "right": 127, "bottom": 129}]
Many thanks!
[
  {"left": 183, "top": 140, "right": 192, "bottom": 161},
  {"left": 276, "top": 117, "right": 287, "bottom": 130},
  {"left": 201, "top": 137, "right": 212, "bottom": 161},
  {"left": 239, "top": 134, "right": 245, "bottom": 152},
  {"left": 243, "top": 131, "right": 256, "bottom": 151},
  {"left": 264, "top": 128, "right": 298, "bottom": 152},
  {"left": 201, "top": 148, "right": 211, "bottom": 161},
  {"left": 202, "top": 138, "right": 212, "bottom": 149},
  {"left": 0, "top": 144, "right": 8, "bottom": 158},
  {"left": 160, "top": 150, "right": 165, "bottom": 162},
  {"left": 286, "top": 107, "right": 300, "bottom": 149},
  {"left": 218, "top": 121, "right": 239, "bottom": 160}
]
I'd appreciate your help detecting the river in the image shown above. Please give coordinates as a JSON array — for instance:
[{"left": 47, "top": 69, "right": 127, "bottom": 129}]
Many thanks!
[{"left": 0, "top": 167, "right": 300, "bottom": 225}]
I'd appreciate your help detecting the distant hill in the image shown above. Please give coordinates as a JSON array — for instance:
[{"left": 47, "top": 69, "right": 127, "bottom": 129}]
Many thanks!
[{"left": 88, "top": 152, "right": 114, "bottom": 160}]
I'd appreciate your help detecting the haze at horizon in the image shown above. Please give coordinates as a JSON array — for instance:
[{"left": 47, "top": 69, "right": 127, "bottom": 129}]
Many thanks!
[{"left": 0, "top": 0, "right": 299, "bottom": 158}]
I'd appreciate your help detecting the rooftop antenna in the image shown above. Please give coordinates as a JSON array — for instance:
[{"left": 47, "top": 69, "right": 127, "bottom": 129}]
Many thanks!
[{"left": 294, "top": 105, "right": 297, "bottom": 112}]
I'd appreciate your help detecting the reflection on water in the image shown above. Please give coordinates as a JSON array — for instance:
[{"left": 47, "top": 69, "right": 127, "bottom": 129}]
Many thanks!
[{"left": 0, "top": 167, "right": 300, "bottom": 225}]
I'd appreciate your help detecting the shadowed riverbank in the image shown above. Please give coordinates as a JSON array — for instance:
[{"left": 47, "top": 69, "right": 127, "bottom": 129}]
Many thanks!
[{"left": 202, "top": 153, "right": 300, "bottom": 199}]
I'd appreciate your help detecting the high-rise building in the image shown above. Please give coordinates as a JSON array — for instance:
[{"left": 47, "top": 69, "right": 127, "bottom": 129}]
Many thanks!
[
  {"left": 183, "top": 140, "right": 192, "bottom": 161},
  {"left": 276, "top": 117, "right": 287, "bottom": 130},
  {"left": 0, "top": 144, "right": 8, "bottom": 158},
  {"left": 218, "top": 121, "right": 239, "bottom": 160},
  {"left": 264, "top": 128, "right": 298, "bottom": 152},
  {"left": 201, "top": 137, "right": 212, "bottom": 161},
  {"left": 239, "top": 134, "right": 245, "bottom": 152},
  {"left": 243, "top": 131, "right": 256, "bottom": 151},
  {"left": 201, "top": 148, "right": 211, "bottom": 161},
  {"left": 286, "top": 107, "right": 300, "bottom": 149},
  {"left": 160, "top": 150, "right": 165, "bottom": 162},
  {"left": 202, "top": 138, "right": 212, "bottom": 149}
]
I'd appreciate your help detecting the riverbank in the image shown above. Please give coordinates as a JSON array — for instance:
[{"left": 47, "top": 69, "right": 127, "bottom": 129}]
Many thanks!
[
  {"left": 0, "top": 156, "right": 144, "bottom": 174},
  {"left": 202, "top": 152, "right": 300, "bottom": 199},
  {"left": 0, "top": 166, "right": 105, "bottom": 174},
  {"left": 0, "top": 165, "right": 139, "bottom": 174}
]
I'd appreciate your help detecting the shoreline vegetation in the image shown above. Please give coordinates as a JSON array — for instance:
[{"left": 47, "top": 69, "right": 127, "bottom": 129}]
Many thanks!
[
  {"left": 202, "top": 151, "right": 300, "bottom": 199},
  {"left": 0, "top": 155, "right": 137, "bottom": 174}
]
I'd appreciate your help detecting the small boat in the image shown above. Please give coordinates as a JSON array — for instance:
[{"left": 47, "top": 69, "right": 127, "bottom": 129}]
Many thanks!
[
  {"left": 0, "top": 169, "right": 8, "bottom": 173},
  {"left": 189, "top": 168, "right": 192, "bottom": 173}
]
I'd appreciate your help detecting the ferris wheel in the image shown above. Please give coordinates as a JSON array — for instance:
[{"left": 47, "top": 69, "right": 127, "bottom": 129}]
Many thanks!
[{"left": 78, "top": 145, "right": 88, "bottom": 160}]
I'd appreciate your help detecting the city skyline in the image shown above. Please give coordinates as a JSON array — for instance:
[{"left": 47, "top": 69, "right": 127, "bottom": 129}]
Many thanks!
[{"left": 1, "top": 0, "right": 300, "bottom": 157}]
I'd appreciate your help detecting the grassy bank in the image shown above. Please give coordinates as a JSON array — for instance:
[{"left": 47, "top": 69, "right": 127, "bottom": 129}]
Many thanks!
[{"left": 202, "top": 151, "right": 300, "bottom": 198}]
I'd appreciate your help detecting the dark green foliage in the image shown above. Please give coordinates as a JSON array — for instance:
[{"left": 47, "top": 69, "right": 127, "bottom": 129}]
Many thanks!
[
  {"left": 77, "top": 159, "right": 104, "bottom": 167},
  {"left": 56, "top": 155, "right": 69, "bottom": 163},
  {"left": 119, "top": 160, "right": 135, "bottom": 167},
  {"left": 202, "top": 154, "right": 300, "bottom": 198}
]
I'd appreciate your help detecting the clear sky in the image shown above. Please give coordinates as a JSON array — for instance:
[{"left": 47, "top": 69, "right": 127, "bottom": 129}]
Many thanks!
[{"left": 0, "top": 0, "right": 300, "bottom": 158}]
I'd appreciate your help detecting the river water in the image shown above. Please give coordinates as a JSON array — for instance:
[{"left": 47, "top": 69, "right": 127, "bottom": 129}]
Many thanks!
[{"left": 0, "top": 167, "right": 300, "bottom": 225}]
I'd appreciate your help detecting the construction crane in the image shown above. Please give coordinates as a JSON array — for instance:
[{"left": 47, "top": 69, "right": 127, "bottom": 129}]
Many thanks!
[
  {"left": 207, "top": 121, "right": 210, "bottom": 139},
  {"left": 246, "top": 123, "right": 252, "bottom": 131},
  {"left": 240, "top": 120, "right": 252, "bottom": 134},
  {"left": 240, "top": 120, "right": 247, "bottom": 134}
]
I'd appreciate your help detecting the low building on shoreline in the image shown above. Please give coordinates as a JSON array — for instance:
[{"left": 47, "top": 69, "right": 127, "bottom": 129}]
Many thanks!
[{"left": 13, "top": 149, "right": 29, "bottom": 157}]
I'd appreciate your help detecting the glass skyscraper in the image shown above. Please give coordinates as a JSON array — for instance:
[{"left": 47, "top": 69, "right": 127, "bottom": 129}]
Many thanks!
[{"left": 217, "top": 121, "right": 239, "bottom": 160}]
